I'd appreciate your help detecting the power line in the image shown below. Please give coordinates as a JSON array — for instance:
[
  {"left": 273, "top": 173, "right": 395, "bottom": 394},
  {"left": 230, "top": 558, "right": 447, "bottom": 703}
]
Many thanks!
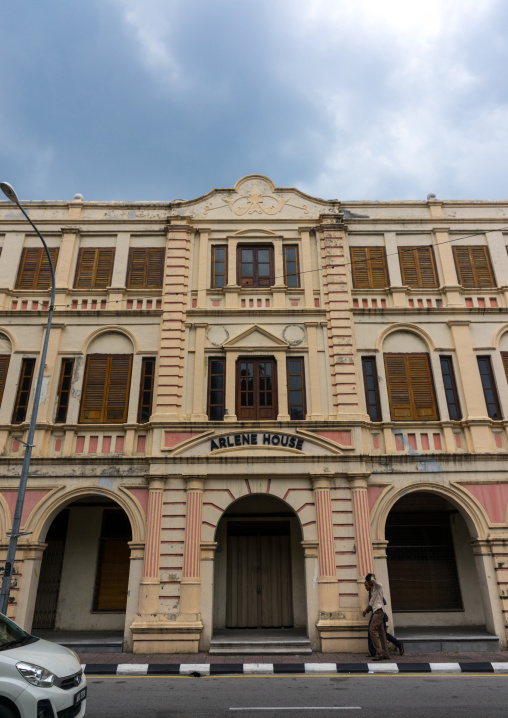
[{"left": 13, "top": 224, "right": 508, "bottom": 311}]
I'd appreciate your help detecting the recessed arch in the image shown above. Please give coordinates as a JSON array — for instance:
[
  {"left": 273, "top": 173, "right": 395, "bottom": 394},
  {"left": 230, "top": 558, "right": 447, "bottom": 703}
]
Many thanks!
[
  {"left": 371, "top": 481, "right": 488, "bottom": 543},
  {"left": 493, "top": 324, "right": 508, "bottom": 351},
  {"left": 81, "top": 326, "right": 139, "bottom": 355},
  {"left": 28, "top": 485, "right": 145, "bottom": 545},
  {"left": 375, "top": 323, "right": 436, "bottom": 353},
  {"left": 0, "top": 328, "right": 17, "bottom": 354}
]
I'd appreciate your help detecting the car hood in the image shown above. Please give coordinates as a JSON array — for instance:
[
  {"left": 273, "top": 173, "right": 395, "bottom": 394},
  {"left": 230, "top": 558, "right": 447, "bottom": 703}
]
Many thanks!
[{"left": 2, "top": 638, "right": 81, "bottom": 677}]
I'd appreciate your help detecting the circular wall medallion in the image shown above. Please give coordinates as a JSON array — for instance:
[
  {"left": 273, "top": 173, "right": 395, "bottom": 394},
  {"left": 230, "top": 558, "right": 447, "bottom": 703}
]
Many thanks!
[
  {"left": 207, "top": 325, "right": 230, "bottom": 347},
  {"left": 282, "top": 324, "right": 306, "bottom": 346}
]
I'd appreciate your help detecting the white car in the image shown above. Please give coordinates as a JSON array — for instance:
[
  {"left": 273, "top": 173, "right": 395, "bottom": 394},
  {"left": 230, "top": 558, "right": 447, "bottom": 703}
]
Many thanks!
[{"left": 0, "top": 612, "right": 86, "bottom": 718}]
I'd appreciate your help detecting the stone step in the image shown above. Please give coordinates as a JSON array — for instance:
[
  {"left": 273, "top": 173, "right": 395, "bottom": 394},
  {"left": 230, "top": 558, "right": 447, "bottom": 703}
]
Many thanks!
[
  {"left": 401, "top": 636, "right": 500, "bottom": 653},
  {"left": 209, "top": 638, "right": 313, "bottom": 655}
]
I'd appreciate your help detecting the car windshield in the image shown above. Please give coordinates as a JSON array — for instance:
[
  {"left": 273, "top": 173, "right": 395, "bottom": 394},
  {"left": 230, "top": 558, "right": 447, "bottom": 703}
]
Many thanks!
[{"left": 0, "top": 613, "right": 31, "bottom": 649}]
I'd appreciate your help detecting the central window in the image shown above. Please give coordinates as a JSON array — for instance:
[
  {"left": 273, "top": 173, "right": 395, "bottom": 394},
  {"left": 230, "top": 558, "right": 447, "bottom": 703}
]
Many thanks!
[
  {"left": 237, "top": 358, "right": 277, "bottom": 420},
  {"left": 237, "top": 246, "right": 274, "bottom": 287}
]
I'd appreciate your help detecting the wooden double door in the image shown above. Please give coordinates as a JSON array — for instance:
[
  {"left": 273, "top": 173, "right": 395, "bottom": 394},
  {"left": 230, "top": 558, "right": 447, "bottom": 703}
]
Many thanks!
[{"left": 226, "top": 522, "right": 294, "bottom": 628}]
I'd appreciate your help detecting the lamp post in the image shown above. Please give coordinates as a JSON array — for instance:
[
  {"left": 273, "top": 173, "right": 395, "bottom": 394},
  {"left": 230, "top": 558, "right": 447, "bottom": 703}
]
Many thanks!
[{"left": 0, "top": 182, "right": 56, "bottom": 615}]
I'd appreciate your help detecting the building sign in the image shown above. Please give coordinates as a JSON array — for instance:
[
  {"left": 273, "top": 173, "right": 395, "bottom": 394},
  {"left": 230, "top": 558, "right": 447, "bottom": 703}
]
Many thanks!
[{"left": 210, "top": 433, "right": 304, "bottom": 451}]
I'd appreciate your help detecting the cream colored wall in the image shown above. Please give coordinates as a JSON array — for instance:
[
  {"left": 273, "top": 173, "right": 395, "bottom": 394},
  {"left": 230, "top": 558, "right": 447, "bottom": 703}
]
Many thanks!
[{"left": 55, "top": 506, "right": 126, "bottom": 631}]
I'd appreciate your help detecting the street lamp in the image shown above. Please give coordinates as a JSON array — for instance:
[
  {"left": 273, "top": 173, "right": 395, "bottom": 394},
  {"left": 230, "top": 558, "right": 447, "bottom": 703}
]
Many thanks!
[{"left": 0, "top": 182, "right": 56, "bottom": 615}]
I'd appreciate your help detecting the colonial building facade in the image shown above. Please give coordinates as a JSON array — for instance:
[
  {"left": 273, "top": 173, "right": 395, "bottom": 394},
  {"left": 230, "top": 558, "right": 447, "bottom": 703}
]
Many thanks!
[{"left": 0, "top": 176, "right": 507, "bottom": 653}]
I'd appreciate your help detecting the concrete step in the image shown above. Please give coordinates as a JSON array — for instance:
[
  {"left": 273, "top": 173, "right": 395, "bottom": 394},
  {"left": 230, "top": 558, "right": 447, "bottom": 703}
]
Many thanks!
[
  {"left": 210, "top": 630, "right": 312, "bottom": 655},
  {"left": 395, "top": 626, "right": 500, "bottom": 654},
  {"left": 33, "top": 630, "right": 124, "bottom": 654}
]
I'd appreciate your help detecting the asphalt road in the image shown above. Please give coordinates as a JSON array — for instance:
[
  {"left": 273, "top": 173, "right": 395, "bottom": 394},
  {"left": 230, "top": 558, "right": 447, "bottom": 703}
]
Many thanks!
[{"left": 85, "top": 674, "right": 508, "bottom": 717}]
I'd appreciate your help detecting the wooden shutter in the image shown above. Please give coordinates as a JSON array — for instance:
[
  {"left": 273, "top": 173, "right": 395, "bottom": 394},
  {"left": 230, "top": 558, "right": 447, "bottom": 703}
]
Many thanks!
[
  {"left": 16, "top": 248, "right": 59, "bottom": 289},
  {"left": 12, "top": 358, "right": 36, "bottom": 424},
  {"left": 407, "top": 354, "right": 439, "bottom": 419},
  {"left": 384, "top": 353, "right": 438, "bottom": 421},
  {"left": 502, "top": 352, "right": 508, "bottom": 383},
  {"left": 127, "top": 248, "right": 164, "bottom": 289},
  {"left": 351, "top": 247, "right": 388, "bottom": 289},
  {"left": 399, "top": 247, "right": 438, "bottom": 288},
  {"left": 384, "top": 354, "right": 413, "bottom": 420},
  {"left": 94, "top": 539, "right": 130, "bottom": 611},
  {"left": 74, "top": 248, "right": 115, "bottom": 289},
  {"left": 0, "top": 355, "right": 10, "bottom": 407},
  {"left": 80, "top": 355, "right": 109, "bottom": 421},
  {"left": 94, "top": 249, "right": 115, "bottom": 288},
  {"left": 453, "top": 246, "right": 495, "bottom": 288},
  {"left": 105, "top": 355, "right": 132, "bottom": 422}
]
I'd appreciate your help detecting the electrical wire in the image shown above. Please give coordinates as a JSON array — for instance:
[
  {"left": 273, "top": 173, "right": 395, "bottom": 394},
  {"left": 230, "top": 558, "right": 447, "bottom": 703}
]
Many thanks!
[{"left": 12, "top": 224, "right": 508, "bottom": 311}]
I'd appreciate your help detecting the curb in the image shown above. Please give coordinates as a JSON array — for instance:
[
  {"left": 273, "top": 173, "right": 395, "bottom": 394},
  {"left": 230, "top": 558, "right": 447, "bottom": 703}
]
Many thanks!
[{"left": 82, "top": 661, "right": 508, "bottom": 676}]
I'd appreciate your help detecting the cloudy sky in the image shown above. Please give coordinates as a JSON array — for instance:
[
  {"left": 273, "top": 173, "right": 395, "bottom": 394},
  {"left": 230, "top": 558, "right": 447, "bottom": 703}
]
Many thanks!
[{"left": 1, "top": 0, "right": 507, "bottom": 202}]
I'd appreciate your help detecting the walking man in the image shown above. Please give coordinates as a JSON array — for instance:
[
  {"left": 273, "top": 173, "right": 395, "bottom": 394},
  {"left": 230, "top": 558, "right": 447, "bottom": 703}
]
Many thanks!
[{"left": 362, "top": 573, "right": 390, "bottom": 661}]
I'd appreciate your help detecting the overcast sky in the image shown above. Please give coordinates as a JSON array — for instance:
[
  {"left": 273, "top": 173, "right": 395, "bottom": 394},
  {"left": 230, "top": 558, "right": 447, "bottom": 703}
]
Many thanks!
[{"left": 1, "top": 0, "right": 507, "bottom": 203}]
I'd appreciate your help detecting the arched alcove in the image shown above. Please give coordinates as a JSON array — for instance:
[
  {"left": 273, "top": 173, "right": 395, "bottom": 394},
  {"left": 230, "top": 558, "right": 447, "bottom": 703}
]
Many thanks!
[{"left": 213, "top": 494, "right": 306, "bottom": 633}]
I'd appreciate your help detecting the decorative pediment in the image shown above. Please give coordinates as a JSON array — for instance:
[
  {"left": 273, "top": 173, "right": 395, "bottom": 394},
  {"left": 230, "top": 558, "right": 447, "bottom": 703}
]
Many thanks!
[
  {"left": 223, "top": 325, "right": 288, "bottom": 352},
  {"left": 170, "top": 175, "right": 340, "bottom": 221}
]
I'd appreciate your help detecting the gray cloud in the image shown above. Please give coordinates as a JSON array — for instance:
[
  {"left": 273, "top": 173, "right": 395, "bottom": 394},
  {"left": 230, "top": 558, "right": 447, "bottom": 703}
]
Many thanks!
[{"left": 0, "top": 0, "right": 507, "bottom": 202}]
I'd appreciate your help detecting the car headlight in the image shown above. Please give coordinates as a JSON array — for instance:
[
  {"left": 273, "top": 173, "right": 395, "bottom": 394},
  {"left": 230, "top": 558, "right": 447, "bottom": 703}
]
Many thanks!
[{"left": 16, "top": 661, "right": 56, "bottom": 687}]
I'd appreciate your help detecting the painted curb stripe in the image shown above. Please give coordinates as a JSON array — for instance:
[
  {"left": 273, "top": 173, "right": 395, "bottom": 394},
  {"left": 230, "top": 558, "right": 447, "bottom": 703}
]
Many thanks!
[
  {"left": 84, "top": 664, "right": 118, "bottom": 675},
  {"left": 397, "top": 663, "right": 432, "bottom": 673},
  {"left": 81, "top": 661, "right": 508, "bottom": 676}
]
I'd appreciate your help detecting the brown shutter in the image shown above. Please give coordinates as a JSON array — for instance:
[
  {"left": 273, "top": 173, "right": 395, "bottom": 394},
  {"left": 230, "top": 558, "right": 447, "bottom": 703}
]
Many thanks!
[
  {"left": 351, "top": 247, "right": 388, "bottom": 289},
  {"left": 74, "top": 249, "right": 97, "bottom": 288},
  {"left": 384, "top": 353, "right": 438, "bottom": 421},
  {"left": 105, "top": 355, "right": 132, "bottom": 422},
  {"left": 126, "top": 248, "right": 147, "bottom": 288},
  {"left": 0, "top": 355, "right": 10, "bottom": 407},
  {"left": 399, "top": 247, "right": 437, "bottom": 288},
  {"left": 384, "top": 354, "right": 413, "bottom": 420},
  {"left": 94, "top": 249, "right": 115, "bottom": 288},
  {"left": 470, "top": 247, "right": 495, "bottom": 287},
  {"left": 16, "top": 248, "right": 59, "bottom": 289},
  {"left": 453, "top": 246, "right": 495, "bottom": 288},
  {"left": 146, "top": 248, "right": 164, "bottom": 288},
  {"left": 94, "top": 539, "right": 130, "bottom": 611},
  {"left": 74, "top": 248, "right": 115, "bottom": 289},
  {"left": 407, "top": 354, "right": 438, "bottom": 420},
  {"left": 502, "top": 352, "right": 508, "bottom": 382},
  {"left": 80, "top": 355, "right": 109, "bottom": 422},
  {"left": 35, "top": 248, "right": 59, "bottom": 289}
]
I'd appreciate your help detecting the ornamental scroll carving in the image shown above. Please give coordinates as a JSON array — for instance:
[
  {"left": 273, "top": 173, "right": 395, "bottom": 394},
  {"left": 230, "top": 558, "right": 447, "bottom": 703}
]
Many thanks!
[{"left": 203, "top": 187, "right": 309, "bottom": 216}]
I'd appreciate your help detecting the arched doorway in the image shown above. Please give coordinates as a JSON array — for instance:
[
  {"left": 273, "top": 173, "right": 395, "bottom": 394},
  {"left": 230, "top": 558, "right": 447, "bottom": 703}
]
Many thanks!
[
  {"left": 385, "top": 491, "right": 487, "bottom": 628},
  {"left": 213, "top": 495, "right": 307, "bottom": 634},
  {"left": 32, "top": 496, "right": 132, "bottom": 634}
]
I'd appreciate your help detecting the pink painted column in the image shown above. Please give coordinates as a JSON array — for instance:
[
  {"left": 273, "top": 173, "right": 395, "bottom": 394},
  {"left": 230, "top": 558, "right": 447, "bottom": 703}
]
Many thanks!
[
  {"left": 311, "top": 474, "right": 341, "bottom": 613},
  {"left": 179, "top": 476, "right": 205, "bottom": 619},
  {"left": 137, "top": 476, "right": 165, "bottom": 616},
  {"left": 347, "top": 473, "right": 375, "bottom": 609}
]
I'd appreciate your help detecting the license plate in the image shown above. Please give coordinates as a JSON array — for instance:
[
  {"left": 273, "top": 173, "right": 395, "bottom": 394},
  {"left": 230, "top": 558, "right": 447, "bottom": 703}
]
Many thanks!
[{"left": 74, "top": 687, "right": 87, "bottom": 705}]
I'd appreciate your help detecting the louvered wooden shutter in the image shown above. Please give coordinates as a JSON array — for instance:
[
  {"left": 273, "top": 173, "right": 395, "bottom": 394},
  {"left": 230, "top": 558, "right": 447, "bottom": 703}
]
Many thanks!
[
  {"left": 74, "top": 248, "right": 115, "bottom": 289},
  {"left": 351, "top": 247, "right": 388, "bottom": 288},
  {"left": 502, "top": 353, "right": 508, "bottom": 383},
  {"left": 453, "top": 246, "right": 495, "bottom": 288},
  {"left": 80, "top": 355, "right": 109, "bottom": 421},
  {"left": 384, "top": 353, "right": 438, "bottom": 421},
  {"left": 407, "top": 354, "right": 439, "bottom": 419},
  {"left": 105, "top": 355, "right": 132, "bottom": 422},
  {"left": 399, "top": 247, "right": 438, "bottom": 288},
  {"left": 94, "top": 249, "right": 115, "bottom": 288},
  {"left": 384, "top": 354, "right": 413, "bottom": 420},
  {"left": 80, "top": 354, "right": 132, "bottom": 423},
  {"left": 16, "top": 248, "right": 59, "bottom": 289},
  {"left": 0, "top": 355, "right": 10, "bottom": 407},
  {"left": 126, "top": 248, "right": 164, "bottom": 288}
]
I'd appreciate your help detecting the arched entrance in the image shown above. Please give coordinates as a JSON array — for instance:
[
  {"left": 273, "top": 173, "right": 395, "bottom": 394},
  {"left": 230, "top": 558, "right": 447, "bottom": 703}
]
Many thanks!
[
  {"left": 213, "top": 495, "right": 307, "bottom": 636},
  {"left": 32, "top": 495, "right": 133, "bottom": 636},
  {"left": 385, "top": 491, "right": 490, "bottom": 630}
]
